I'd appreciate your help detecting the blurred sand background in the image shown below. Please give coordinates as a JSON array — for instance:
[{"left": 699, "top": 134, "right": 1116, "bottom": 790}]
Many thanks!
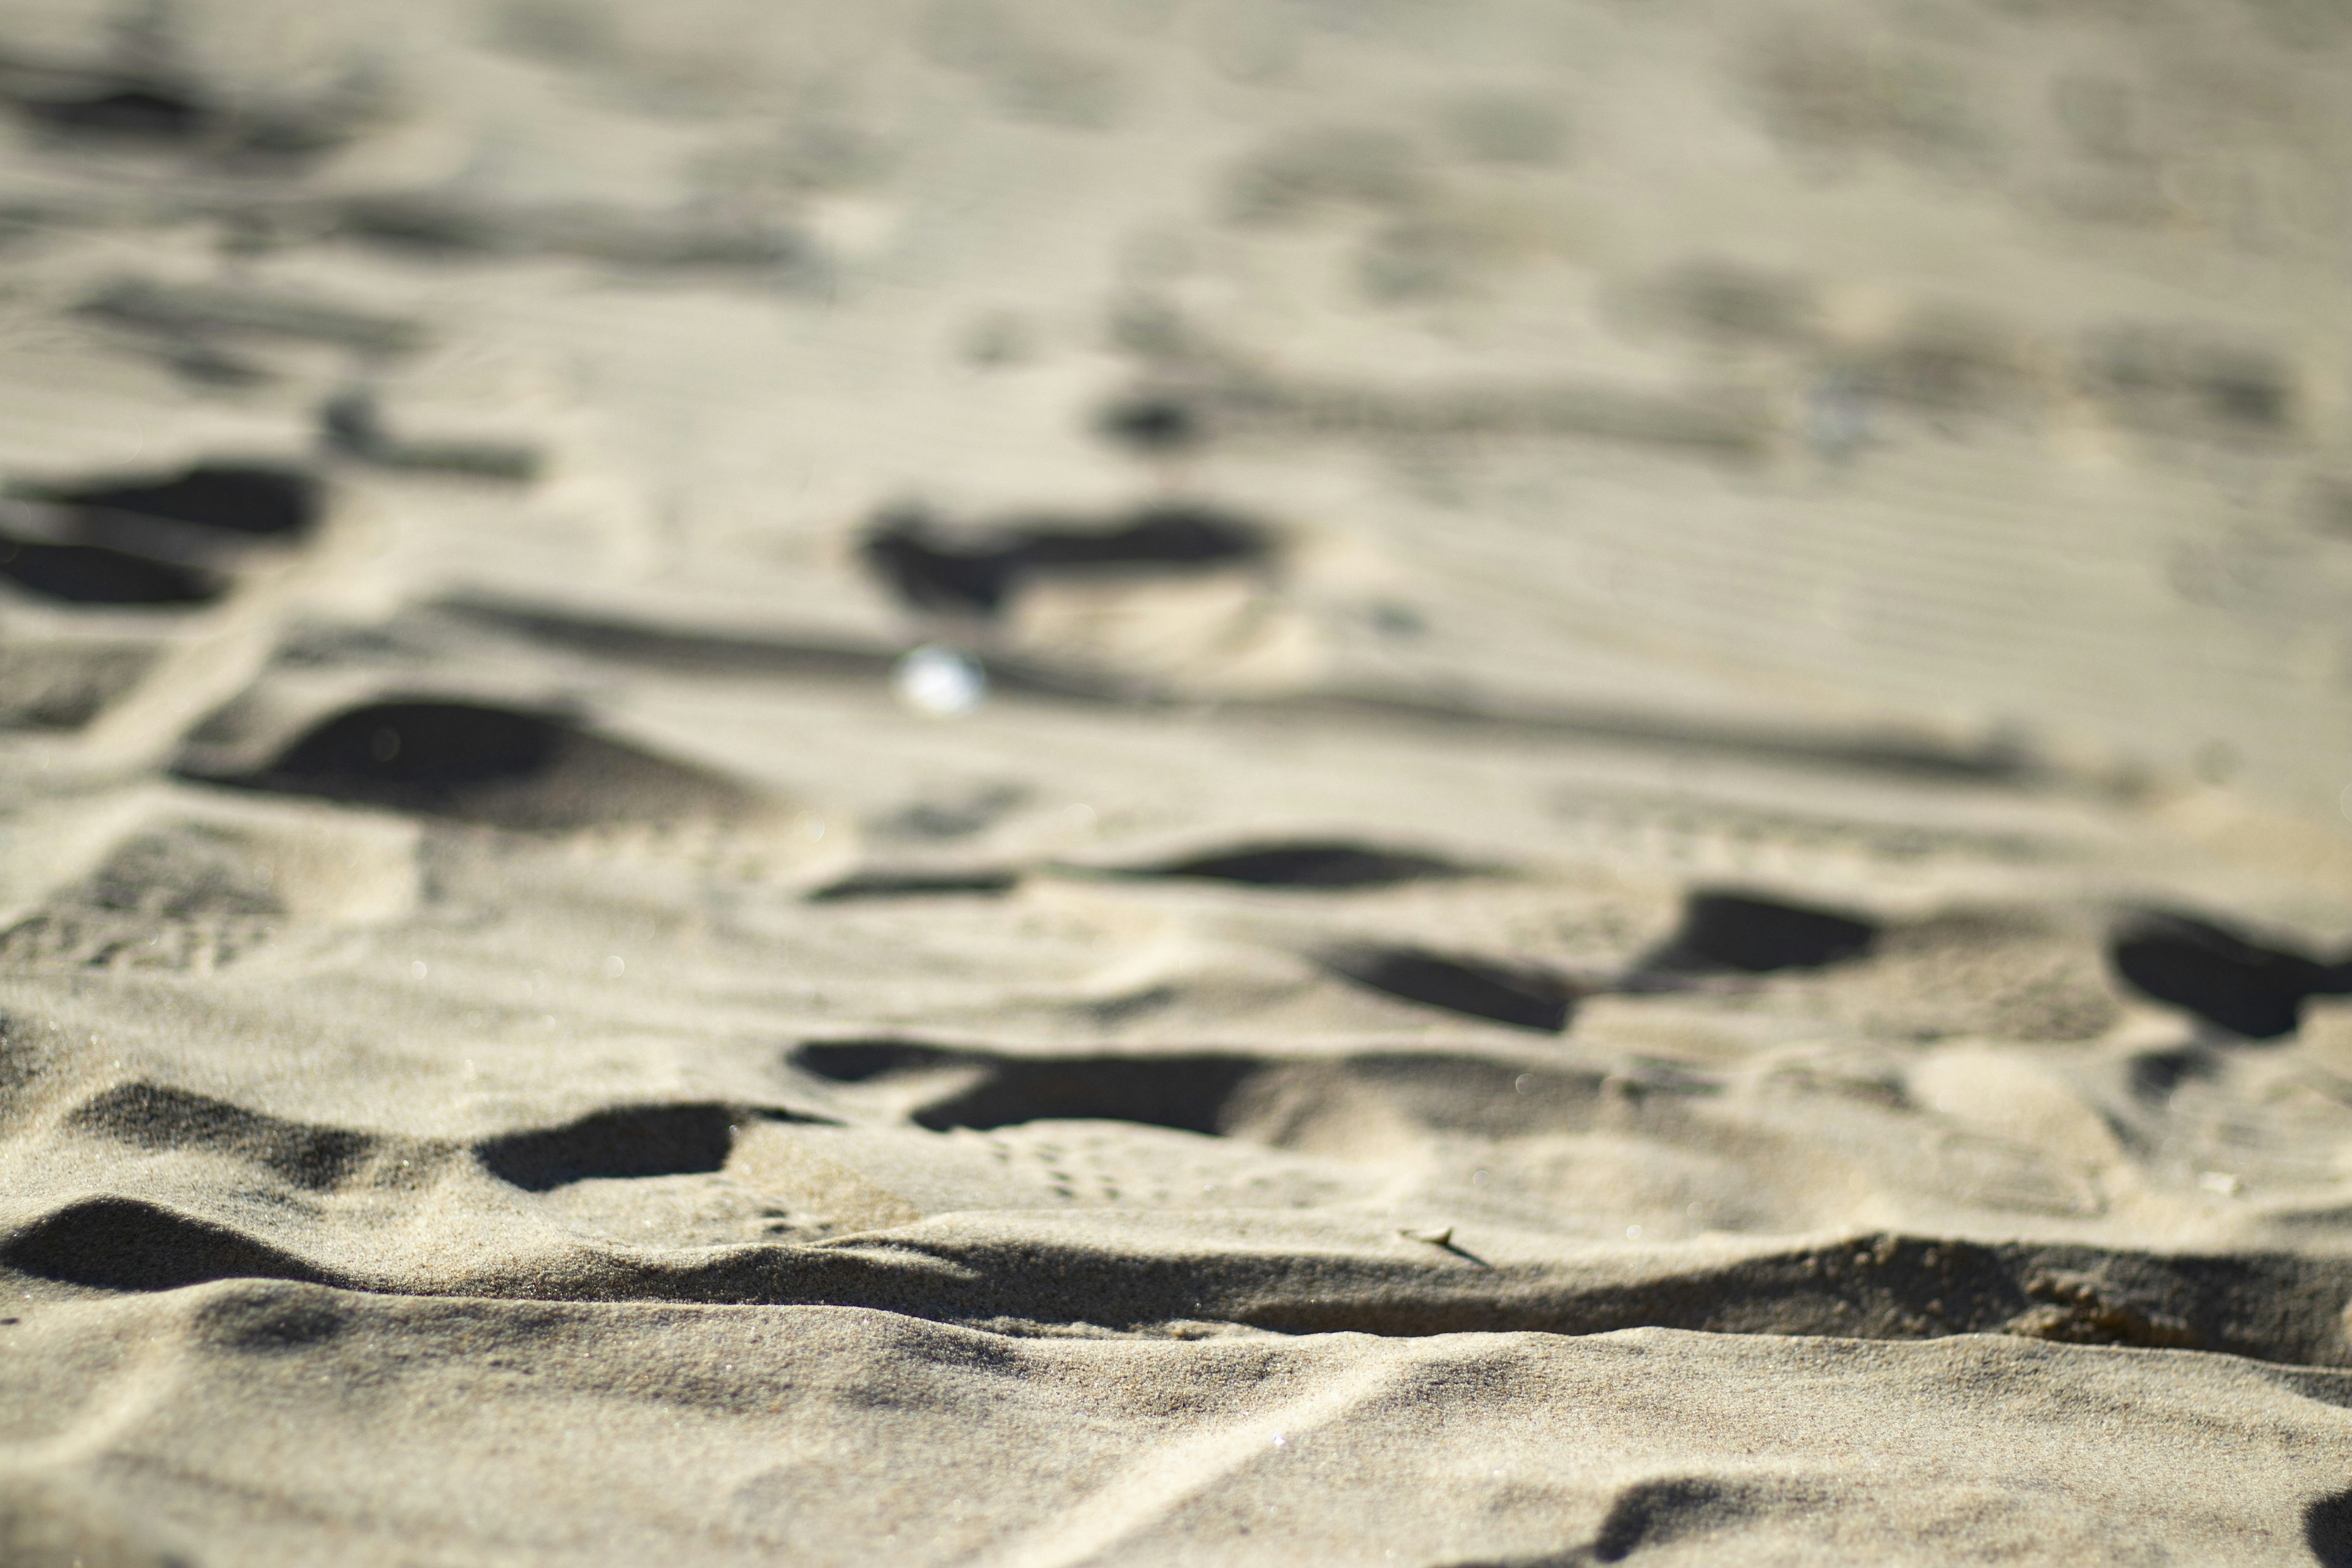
[{"left": 2, "top": 0, "right": 2352, "bottom": 1562}]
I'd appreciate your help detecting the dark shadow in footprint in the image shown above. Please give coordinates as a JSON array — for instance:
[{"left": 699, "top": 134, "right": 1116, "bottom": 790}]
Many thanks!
[
  {"left": 477, "top": 1104, "right": 745, "bottom": 1193},
  {"left": 0, "top": 462, "right": 318, "bottom": 602},
  {"left": 912, "top": 1056, "right": 1256, "bottom": 1134},
  {"left": 0, "top": 1196, "right": 328, "bottom": 1291},
  {"left": 793, "top": 1039, "right": 1709, "bottom": 1148},
  {"left": 859, "top": 502, "right": 1269, "bottom": 618},
  {"left": 1120, "top": 840, "right": 1481, "bottom": 891},
  {"left": 190, "top": 1283, "right": 350, "bottom": 1354},
  {"left": 439, "top": 597, "right": 903, "bottom": 684},
  {"left": 1317, "top": 944, "right": 1575, "bottom": 1032},
  {"left": 184, "top": 698, "right": 769, "bottom": 832},
  {"left": 231, "top": 699, "right": 557, "bottom": 807},
  {"left": 2124, "top": 1044, "right": 2219, "bottom": 1104},
  {"left": 1096, "top": 393, "right": 1205, "bottom": 455},
  {"left": 332, "top": 196, "right": 805, "bottom": 271},
  {"left": 2082, "top": 326, "right": 2298, "bottom": 440},
  {"left": 320, "top": 391, "right": 543, "bottom": 482},
  {"left": 35, "top": 462, "right": 320, "bottom": 542},
  {"left": 1590, "top": 1476, "right": 1795, "bottom": 1563},
  {"left": 2307, "top": 1488, "right": 2352, "bottom": 1568},
  {"left": 2109, "top": 910, "right": 2352, "bottom": 1041},
  {"left": 84, "top": 280, "right": 426, "bottom": 356},
  {"left": 67, "top": 1082, "right": 377, "bottom": 1191},
  {"left": 10, "top": 77, "right": 211, "bottom": 142},
  {"left": 792, "top": 1039, "right": 962, "bottom": 1084},
  {"left": 0, "top": 535, "right": 223, "bottom": 605},
  {"left": 1640, "top": 260, "right": 1822, "bottom": 347},
  {"left": 1, "top": 45, "right": 364, "bottom": 162},
  {"left": 1639, "top": 890, "right": 1879, "bottom": 975},
  {"left": 791, "top": 1040, "right": 1256, "bottom": 1134},
  {"left": 808, "top": 871, "right": 1021, "bottom": 902}
]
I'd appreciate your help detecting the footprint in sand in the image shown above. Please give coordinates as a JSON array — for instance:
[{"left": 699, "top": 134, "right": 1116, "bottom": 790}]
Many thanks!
[
  {"left": 0, "top": 801, "right": 417, "bottom": 973},
  {"left": 0, "top": 461, "right": 331, "bottom": 750},
  {"left": 858, "top": 500, "right": 1317, "bottom": 694},
  {"left": 176, "top": 695, "right": 848, "bottom": 883}
]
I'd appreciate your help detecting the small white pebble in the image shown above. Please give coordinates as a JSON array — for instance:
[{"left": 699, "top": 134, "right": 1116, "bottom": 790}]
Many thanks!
[{"left": 894, "top": 644, "right": 987, "bottom": 717}]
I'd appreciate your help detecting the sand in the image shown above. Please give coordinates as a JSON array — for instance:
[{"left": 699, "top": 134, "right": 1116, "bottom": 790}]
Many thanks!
[{"left": 4, "top": 0, "right": 2352, "bottom": 1562}]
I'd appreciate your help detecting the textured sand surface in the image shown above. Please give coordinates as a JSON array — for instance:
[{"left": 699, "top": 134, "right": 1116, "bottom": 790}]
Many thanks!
[{"left": 4, "top": 0, "right": 2352, "bottom": 1562}]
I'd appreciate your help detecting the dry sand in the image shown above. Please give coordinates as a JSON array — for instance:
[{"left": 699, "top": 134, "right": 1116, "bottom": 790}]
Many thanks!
[{"left": 4, "top": 0, "right": 2352, "bottom": 1562}]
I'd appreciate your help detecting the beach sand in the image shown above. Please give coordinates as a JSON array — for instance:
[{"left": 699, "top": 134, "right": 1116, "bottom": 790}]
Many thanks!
[{"left": 4, "top": 0, "right": 2352, "bottom": 1561}]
